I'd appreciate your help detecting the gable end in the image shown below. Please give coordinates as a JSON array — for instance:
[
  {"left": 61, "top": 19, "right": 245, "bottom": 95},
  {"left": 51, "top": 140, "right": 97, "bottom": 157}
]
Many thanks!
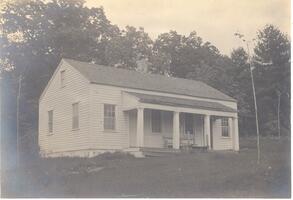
[{"left": 39, "top": 59, "right": 90, "bottom": 102}]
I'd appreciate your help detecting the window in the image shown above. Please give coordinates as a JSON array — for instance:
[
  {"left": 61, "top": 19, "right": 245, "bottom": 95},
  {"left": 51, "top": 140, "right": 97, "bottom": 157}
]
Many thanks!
[
  {"left": 60, "top": 70, "right": 65, "bottom": 87},
  {"left": 72, "top": 103, "right": 79, "bottom": 129},
  {"left": 151, "top": 110, "right": 161, "bottom": 133},
  {"left": 221, "top": 117, "right": 229, "bottom": 137},
  {"left": 104, "top": 104, "right": 115, "bottom": 130},
  {"left": 48, "top": 110, "right": 53, "bottom": 133}
]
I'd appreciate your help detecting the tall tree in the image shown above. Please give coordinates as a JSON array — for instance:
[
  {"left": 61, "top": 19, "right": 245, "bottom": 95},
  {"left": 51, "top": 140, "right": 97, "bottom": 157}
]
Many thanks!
[
  {"left": 153, "top": 31, "right": 220, "bottom": 78},
  {"left": 230, "top": 47, "right": 255, "bottom": 136},
  {"left": 230, "top": 48, "right": 253, "bottom": 115},
  {"left": 105, "top": 26, "right": 153, "bottom": 70},
  {"left": 1, "top": 0, "right": 119, "bottom": 161},
  {"left": 253, "top": 24, "right": 290, "bottom": 136}
]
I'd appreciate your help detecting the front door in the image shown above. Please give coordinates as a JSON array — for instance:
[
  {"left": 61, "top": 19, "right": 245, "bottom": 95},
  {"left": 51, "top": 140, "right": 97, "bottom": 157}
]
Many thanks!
[{"left": 184, "top": 113, "right": 194, "bottom": 145}]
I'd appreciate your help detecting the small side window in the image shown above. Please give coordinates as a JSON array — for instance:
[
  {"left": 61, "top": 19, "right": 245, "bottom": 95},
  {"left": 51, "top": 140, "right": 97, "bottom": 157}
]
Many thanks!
[
  {"left": 221, "top": 117, "right": 229, "bottom": 137},
  {"left": 104, "top": 104, "right": 115, "bottom": 130},
  {"left": 60, "top": 70, "right": 66, "bottom": 87}
]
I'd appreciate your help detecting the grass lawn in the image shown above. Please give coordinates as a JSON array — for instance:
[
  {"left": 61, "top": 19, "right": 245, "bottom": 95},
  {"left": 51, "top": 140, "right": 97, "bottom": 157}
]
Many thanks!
[{"left": 1, "top": 137, "right": 291, "bottom": 198}]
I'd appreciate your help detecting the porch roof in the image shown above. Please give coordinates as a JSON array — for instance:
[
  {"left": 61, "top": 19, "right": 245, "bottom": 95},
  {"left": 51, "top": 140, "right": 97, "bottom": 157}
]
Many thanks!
[{"left": 127, "top": 92, "right": 237, "bottom": 113}]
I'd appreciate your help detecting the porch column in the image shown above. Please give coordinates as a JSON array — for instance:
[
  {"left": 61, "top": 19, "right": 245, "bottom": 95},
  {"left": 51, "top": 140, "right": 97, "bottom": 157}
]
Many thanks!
[
  {"left": 136, "top": 107, "right": 144, "bottom": 147},
  {"left": 228, "top": 117, "right": 233, "bottom": 138},
  {"left": 232, "top": 117, "right": 239, "bottom": 151},
  {"left": 173, "top": 111, "right": 180, "bottom": 149},
  {"left": 204, "top": 115, "right": 211, "bottom": 149}
]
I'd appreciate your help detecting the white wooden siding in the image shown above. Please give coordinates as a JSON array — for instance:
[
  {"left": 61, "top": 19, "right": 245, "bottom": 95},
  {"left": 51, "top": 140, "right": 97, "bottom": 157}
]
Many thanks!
[
  {"left": 212, "top": 118, "right": 233, "bottom": 150},
  {"left": 88, "top": 84, "right": 129, "bottom": 149},
  {"left": 39, "top": 62, "right": 90, "bottom": 154}
]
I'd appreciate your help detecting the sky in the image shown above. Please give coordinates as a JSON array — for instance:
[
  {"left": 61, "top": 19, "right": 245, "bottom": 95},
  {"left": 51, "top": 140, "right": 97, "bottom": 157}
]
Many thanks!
[{"left": 85, "top": 0, "right": 291, "bottom": 56}]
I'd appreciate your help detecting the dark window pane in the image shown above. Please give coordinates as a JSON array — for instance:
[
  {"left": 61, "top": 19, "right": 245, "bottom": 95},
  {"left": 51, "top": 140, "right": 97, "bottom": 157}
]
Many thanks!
[
  {"left": 104, "top": 104, "right": 115, "bottom": 130},
  {"left": 221, "top": 118, "right": 229, "bottom": 137}
]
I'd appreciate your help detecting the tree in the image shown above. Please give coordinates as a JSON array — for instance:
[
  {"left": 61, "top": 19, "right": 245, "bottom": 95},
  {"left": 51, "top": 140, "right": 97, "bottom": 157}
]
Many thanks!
[
  {"left": 230, "top": 47, "right": 255, "bottom": 135},
  {"left": 153, "top": 31, "right": 221, "bottom": 79},
  {"left": 105, "top": 26, "right": 153, "bottom": 70},
  {"left": 253, "top": 25, "right": 290, "bottom": 137},
  {"left": 0, "top": 0, "right": 119, "bottom": 162}
]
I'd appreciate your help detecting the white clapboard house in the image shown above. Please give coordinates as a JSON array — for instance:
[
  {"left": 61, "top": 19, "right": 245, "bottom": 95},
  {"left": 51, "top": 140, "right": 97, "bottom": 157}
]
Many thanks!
[{"left": 39, "top": 58, "right": 239, "bottom": 157}]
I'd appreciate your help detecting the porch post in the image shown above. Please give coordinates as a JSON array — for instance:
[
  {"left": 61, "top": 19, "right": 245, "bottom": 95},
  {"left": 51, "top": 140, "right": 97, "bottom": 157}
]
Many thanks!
[
  {"left": 232, "top": 117, "right": 239, "bottom": 151},
  {"left": 173, "top": 111, "right": 180, "bottom": 149},
  {"left": 228, "top": 117, "right": 233, "bottom": 138},
  {"left": 204, "top": 115, "right": 211, "bottom": 149},
  {"left": 136, "top": 107, "right": 144, "bottom": 147}
]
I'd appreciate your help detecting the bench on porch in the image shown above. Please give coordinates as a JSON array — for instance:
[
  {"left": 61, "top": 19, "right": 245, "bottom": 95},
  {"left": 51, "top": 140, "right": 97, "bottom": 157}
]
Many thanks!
[{"left": 163, "top": 136, "right": 208, "bottom": 152}]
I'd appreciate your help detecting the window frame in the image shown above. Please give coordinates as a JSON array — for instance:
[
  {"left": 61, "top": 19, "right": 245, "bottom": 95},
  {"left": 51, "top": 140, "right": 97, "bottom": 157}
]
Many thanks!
[
  {"left": 48, "top": 110, "right": 53, "bottom": 134},
  {"left": 60, "top": 70, "right": 66, "bottom": 88},
  {"left": 72, "top": 102, "right": 79, "bottom": 130},
  {"left": 104, "top": 104, "right": 116, "bottom": 131},
  {"left": 151, "top": 110, "right": 161, "bottom": 133},
  {"left": 221, "top": 117, "right": 230, "bottom": 137}
]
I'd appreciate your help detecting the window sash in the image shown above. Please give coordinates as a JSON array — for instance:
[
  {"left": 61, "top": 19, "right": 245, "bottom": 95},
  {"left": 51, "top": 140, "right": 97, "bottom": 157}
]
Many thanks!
[
  {"left": 48, "top": 110, "right": 53, "bottom": 133},
  {"left": 104, "top": 104, "right": 115, "bottom": 130},
  {"left": 221, "top": 118, "right": 229, "bottom": 137},
  {"left": 151, "top": 110, "right": 161, "bottom": 133},
  {"left": 72, "top": 103, "right": 79, "bottom": 129}
]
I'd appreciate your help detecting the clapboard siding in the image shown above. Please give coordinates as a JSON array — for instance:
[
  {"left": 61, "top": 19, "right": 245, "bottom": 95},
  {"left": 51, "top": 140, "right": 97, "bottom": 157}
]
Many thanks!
[
  {"left": 212, "top": 118, "right": 233, "bottom": 150},
  {"left": 39, "top": 61, "right": 90, "bottom": 154},
  {"left": 89, "top": 84, "right": 129, "bottom": 149}
]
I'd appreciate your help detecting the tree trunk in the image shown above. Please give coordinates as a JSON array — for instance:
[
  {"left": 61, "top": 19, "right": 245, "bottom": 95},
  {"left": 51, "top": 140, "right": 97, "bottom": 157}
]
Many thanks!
[
  {"left": 16, "top": 75, "right": 22, "bottom": 168},
  {"left": 277, "top": 92, "right": 281, "bottom": 139},
  {"left": 246, "top": 43, "right": 261, "bottom": 164}
]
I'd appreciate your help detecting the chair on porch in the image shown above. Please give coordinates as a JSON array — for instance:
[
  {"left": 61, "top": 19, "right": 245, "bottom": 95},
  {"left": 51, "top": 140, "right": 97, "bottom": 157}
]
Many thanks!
[
  {"left": 163, "top": 136, "right": 173, "bottom": 149},
  {"left": 163, "top": 133, "right": 195, "bottom": 150},
  {"left": 163, "top": 135, "right": 208, "bottom": 152}
]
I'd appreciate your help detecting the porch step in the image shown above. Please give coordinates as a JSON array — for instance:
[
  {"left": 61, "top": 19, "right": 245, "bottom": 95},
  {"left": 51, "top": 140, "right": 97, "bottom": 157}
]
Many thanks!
[
  {"left": 141, "top": 147, "right": 181, "bottom": 157},
  {"left": 191, "top": 145, "right": 208, "bottom": 152},
  {"left": 180, "top": 145, "right": 208, "bottom": 153}
]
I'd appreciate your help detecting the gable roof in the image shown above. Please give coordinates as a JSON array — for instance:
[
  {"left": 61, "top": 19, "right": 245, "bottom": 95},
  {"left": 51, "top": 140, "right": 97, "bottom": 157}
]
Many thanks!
[
  {"left": 63, "top": 58, "right": 236, "bottom": 102},
  {"left": 127, "top": 92, "right": 236, "bottom": 113}
]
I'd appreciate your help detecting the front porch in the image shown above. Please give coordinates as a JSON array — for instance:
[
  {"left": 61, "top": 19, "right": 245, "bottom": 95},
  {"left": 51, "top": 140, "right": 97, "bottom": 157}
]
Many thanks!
[{"left": 124, "top": 92, "right": 239, "bottom": 151}]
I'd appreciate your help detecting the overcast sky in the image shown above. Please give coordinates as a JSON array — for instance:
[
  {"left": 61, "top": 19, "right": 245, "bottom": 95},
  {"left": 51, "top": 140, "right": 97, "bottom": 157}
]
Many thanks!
[{"left": 85, "top": 0, "right": 290, "bottom": 56}]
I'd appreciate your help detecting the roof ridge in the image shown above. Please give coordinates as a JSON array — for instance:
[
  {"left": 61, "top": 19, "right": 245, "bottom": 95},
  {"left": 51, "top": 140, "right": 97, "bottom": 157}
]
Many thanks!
[
  {"left": 63, "top": 58, "right": 204, "bottom": 84},
  {"left": 63, "top": 58, "right": 236, "bottom": 102}
]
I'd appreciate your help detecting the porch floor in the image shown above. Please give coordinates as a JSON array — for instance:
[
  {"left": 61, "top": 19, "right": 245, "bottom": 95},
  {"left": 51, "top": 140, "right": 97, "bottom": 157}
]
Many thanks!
[{"left": 140, "top": 146, "right": 208, "bottom": 157}]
